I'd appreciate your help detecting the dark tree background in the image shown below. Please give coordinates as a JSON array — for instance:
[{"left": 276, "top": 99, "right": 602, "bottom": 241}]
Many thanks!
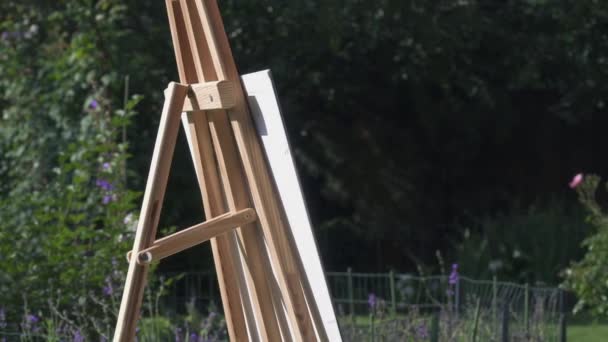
[{"left": 3, "top": 0, "right": 608, "bottom": 286}]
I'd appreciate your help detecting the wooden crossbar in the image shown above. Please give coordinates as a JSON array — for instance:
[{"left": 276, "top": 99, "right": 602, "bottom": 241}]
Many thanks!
[
  {"left": 136, "top": 207, "right": 255, "bottom": 264},
  {"left": 125, "top": 208, "right": 256, "bottom": 264}
]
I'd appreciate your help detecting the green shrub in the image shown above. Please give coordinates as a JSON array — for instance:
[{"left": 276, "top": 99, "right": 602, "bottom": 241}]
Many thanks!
[
  {"left": 451, "top": 199, "right": 590, "bottom": 284},
  {"left": 564, "top": 174, "right": 608, "bottom": 317},
  {"left": 0, "top": 0, "right": 142, "bottom": 328},
  {"left": 0, "top": 92, "right": 141, "bottom": 322}
]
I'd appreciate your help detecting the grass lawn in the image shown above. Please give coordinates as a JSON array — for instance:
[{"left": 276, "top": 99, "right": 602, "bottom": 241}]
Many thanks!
[
  {"left": 568, "top": 324, "right": 608, "bottom": 341},
  {"left": 345, "top": 315, "right": 608, "bottom": 341}
]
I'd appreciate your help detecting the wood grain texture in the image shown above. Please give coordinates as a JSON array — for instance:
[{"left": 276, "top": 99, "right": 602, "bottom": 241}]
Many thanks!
[
  {"left": 183, "top": 80, "right": 236, "bottom": 111},
  {"left": 208, "top": 109, "right": 285, "bottom": 342},
  {"left": 166, "top": 0, "right": 197, "bottom": 84},
  {"left": 179, "top": 0, "right": 283, "bottom": 339},
  {"left": 196, "top": 1, "right": 323, "bottom": 340},
  {"left": 131, "top": 1, "right": 332, "bottom": 341},
  {"left": 166, "top": 1, "right": 250, "bottom": 339},
  {"left": 113, "top": 82, "right": 188, "bottom": 342},
  {"left": 182, "top": 111, "right": 254, "bottom": 340},
  {"left": 135, "top": 208, "right": 256, "bottom": 265},
  {"left": 162, "top": 80, "right": 236, "bottom": 112}
]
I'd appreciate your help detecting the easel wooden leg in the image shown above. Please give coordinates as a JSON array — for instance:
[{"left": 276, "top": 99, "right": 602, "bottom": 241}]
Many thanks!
[
  {"left": 182, "top": 112, "right": 253, "bottom": 341},
  {"left": 113, "top": 82, "right": 188, "bottom": 342},
  {"left": 208, "top": 109, "right": 285, "bottom": 341},
  {"left": 197, "top": 1, "right": 323, "bottom": 339}
]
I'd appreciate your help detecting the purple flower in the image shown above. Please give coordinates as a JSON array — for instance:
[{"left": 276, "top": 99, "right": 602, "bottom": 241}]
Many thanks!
[
  {"left": 102, "top": 162, "right": 111, "bottom": 171},
  {"left": 21, "top": 314, "right": 40, "bottom": 332},
  {"left": 89, "top": 99, "right": 99, "bottom": 110},
  {"left": 103, "top": 285, "right": 114, "bottom": 297},
  {"left": 103, "top": 276, "right": 113, "bottom": 296},
  {"left": 190, "top": 332, "right": 199, "bottom": 342},
  {"left": 368, "top": 293, "right": 377, "bottom": 310},
  {"left": 1, "top": 31, "right": 22, "bottom": 40},
  {"left": 449, "top": 264, "right": 459, "bottom": 285},
  {"left": 96, "top": 179, "right": 114, "bottom": 191},
  {"left": 103, "top": 276, "right": 114, "bottom": 296},
  {"left": 102, "top": 285, "right": 112, "bottom": 296},
  {"left": 102, "top": 194, "right": 118, "bottom": 205},
  {"left": 26, "top": 314, "right": 39, "bottom": 324},
  {"left": 174, "top": 327, "right": 183, "bottom": 342},
  {"left": 416, "top": 322, "right": 429, "bottom": 339},
  {"left": 73, "top": 329, "right": 85, "bottom": 342}
]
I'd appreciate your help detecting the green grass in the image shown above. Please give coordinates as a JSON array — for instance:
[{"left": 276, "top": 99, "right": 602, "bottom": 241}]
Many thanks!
[
  {"left": 568, "top": 324, "right": 608, "bottom": 342},
  {"left": 345, "top": 314, "right": 608, "bottom": 341}
]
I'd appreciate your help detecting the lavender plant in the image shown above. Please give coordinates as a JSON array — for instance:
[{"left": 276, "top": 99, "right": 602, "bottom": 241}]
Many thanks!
[{"left": 0, "top": 261, "right": 227, "bottom": 340}]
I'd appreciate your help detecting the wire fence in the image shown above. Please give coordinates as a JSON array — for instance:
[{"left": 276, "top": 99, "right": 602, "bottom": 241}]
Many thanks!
[
  {"left": 162, "top": 270, "right": 567, "bottom": 341},
  {"left": 327, "top": 269, "right": 566, "bottom": 341}
]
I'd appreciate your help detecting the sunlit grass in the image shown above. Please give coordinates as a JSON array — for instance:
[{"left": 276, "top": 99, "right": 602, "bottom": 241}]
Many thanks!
[{"left": 568, "top": 324, "right": 608, "bottom": 342}]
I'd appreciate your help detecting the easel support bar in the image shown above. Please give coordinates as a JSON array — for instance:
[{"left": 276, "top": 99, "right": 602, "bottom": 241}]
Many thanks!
[
  {"left": 163, "top": 80, "right": 236, "bottom": 111},
  {"left": 126, "top": 208, "right": 256, "bottom": 264}
]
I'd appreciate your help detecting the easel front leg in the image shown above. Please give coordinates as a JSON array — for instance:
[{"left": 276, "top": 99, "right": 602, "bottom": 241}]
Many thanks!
[{"left": 113, "top": 82, "right": 188, "bottom": 342}]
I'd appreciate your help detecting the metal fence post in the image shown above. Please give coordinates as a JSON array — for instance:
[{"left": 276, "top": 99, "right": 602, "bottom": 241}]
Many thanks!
[
  {"left": 389, "top": 270, "right": 397, "bottom": 316},
  {"left": 455, "top": 276, "right": 461, "bottom": 318},
  {"left": 559, "top": 289, "right": 567, "bottom": 342},
  {"left": 471, "top": 297, "right": 481, "bottom": 342},
  {"left": 501, "top": 302, "right": 509, "bottom": 342},
  {"left": 559, "top": 312, "right": 567, "bottom": 342},
  {"left": 369, "top": 312, "right": 375, "bottom": 342},
  {"left": 493, "top": 276, "right": 498, "bottom": 334},
  {"left": 348, "top": 267, "right": 355, "bottom": 318},
  {"left": 524, "top": 283, "right": 529, "bottom": 334},
  {"left": 430, "top": 310, "right": 440, "bottom": 342}
]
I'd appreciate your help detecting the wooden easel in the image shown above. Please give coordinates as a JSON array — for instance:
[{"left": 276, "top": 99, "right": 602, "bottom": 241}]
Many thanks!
[{"left": 113, "top": 1, "right": 331, "bottom": 341}]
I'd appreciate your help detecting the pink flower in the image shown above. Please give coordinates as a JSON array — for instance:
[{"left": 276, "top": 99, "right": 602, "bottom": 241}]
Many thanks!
[{"left": 569, "top": 173, "right": 583, "bottom": 189}]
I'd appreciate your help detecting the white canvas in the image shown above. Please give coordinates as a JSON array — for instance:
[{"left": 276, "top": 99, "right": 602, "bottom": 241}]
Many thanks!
[{"left": 242, "top": 70, "right": 343, "bottom": 341}]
